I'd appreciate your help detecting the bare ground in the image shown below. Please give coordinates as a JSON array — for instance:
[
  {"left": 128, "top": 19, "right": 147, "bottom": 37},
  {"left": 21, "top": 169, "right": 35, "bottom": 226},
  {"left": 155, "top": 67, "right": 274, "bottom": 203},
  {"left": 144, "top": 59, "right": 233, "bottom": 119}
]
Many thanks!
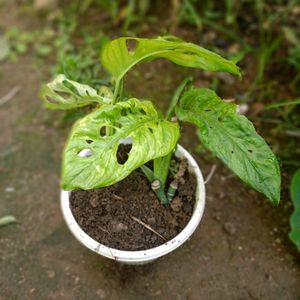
[{"left": 1, "top": 2, "right": 300, "bottom": 300}]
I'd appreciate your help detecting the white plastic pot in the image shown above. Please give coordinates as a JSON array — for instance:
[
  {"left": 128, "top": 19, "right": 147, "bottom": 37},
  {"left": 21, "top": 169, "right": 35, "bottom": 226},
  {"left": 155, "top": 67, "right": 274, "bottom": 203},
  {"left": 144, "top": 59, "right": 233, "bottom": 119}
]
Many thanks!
[{"left": 61, "top": 144, "right": 206, "bottom": 264}]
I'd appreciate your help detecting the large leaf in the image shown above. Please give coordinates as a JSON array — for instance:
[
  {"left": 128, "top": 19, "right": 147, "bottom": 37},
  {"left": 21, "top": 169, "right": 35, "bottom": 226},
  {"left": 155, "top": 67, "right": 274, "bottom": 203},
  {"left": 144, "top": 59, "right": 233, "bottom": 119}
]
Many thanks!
[
  {"left": 289, "top": 169, "right": 300, "bottom": 251},
  {"left": 40, "top": 74, "right": 111, "bottom": 110},
  {"left": 101, "top": 37, "right": 240, "bottom": 84},
  {"left": 62, "top": 99, "right": 180, "bottom": 190},
  {"left": 175, "top": 88, "right": 281, "bottom": 204}
]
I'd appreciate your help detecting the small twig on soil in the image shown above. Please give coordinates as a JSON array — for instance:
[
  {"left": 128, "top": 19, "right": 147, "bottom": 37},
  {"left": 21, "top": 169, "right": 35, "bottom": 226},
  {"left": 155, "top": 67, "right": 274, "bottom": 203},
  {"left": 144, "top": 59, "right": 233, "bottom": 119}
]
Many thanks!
[
  {"left": 98, "top": 226, "right": 109, "bottom": 234},
  {"left": 112, "top": 194, "right": 123, "bottom": 200},
  {"left": 131, "top": 216, "right": 167, "bottom": 241},
  {"left": 204, "top": 164, "right": 217, "bottom": 184},
  {"left": 0, "top": 86, "right": 21, "bottom": 106}
]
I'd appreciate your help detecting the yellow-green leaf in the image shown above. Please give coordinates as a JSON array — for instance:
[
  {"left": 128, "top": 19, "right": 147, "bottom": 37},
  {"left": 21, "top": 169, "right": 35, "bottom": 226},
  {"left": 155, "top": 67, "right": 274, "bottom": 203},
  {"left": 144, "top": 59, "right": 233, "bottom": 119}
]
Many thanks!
[
  {"left": 40, "top": 74, "right": 111, "bottom": 110},
  {"left": 101, "top": 36, "right": 240, "bottom": 83},
  {"left": 62, "top": 98, "right": 180, "bottom": 190}
]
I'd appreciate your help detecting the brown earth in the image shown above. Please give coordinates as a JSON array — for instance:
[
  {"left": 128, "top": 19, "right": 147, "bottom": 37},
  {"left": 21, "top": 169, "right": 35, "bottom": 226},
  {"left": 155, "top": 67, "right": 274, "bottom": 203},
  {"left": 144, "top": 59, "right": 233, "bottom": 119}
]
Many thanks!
[
  {"left": 70, "top": 158, "right": 195, "bottom": 250},
  {"left": 1, "top": 1, "right": 300, "bottom": 300}
]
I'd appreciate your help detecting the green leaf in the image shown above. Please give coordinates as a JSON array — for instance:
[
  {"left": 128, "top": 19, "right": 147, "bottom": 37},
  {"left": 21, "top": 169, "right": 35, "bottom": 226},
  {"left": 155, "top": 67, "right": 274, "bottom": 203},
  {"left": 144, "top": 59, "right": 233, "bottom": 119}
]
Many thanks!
[
  {"left": 35, "top": 45, "right": 52, "bottom": 57},
  {"left": 101, "top": 37, "right": 241, "bottom": 84},
  {"left": 154, "top": 152, "right": 172, "bottom": 189},
  {"left": 40, "top": 74, "right": 111, "bottom": 110},
  {"left": 15, "top": 42, "right": 27, "bottom": 54},
  {"left": 289, "top": 169, "right": 300, "bottom": 251},
  {"left": 175, "top": 88, "right": 281, "bottom": 204},
  {"left": 0, "top": 215, "right": 16, "bottom": 227},
  {"left": 62, "top": 98, "right": 180, "bottom": 190}
]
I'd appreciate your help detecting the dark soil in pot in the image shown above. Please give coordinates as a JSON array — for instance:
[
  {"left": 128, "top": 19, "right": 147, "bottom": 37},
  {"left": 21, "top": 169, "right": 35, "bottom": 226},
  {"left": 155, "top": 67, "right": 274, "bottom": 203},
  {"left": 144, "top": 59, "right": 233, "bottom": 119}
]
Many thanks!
[{"left": 69, "top": 157, "right": 196, "bottom": 251}]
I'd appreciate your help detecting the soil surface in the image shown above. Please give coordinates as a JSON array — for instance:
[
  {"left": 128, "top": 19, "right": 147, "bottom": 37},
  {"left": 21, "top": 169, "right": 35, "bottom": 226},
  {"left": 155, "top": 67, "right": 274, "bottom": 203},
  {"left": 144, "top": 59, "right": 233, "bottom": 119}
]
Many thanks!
[
  {"left": 70, "top": 161, "right": 195, "bottom": 250},
  {"left": 1, "top": 1, "right": 300, "bottom": 300}
]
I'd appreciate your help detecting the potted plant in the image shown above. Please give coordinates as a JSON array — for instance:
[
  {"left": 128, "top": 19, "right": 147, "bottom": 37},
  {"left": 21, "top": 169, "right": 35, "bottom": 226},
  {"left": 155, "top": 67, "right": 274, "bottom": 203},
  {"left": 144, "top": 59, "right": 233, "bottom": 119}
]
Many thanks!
[{"left": 41, "top": 37, "right": 281, "bottom": 264}]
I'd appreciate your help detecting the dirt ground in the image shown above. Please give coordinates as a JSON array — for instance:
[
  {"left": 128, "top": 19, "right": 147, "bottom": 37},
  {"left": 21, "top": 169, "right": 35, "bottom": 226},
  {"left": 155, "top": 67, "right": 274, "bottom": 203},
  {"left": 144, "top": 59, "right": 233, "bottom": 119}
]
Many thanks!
[{"left": 1, "top": 2, "right": 300, "bottom": 300}]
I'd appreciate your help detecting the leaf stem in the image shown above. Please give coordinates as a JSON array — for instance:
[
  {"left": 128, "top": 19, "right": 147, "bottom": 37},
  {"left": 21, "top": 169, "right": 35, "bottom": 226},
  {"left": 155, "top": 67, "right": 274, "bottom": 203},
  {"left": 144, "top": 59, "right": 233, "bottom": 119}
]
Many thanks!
[
  {"left": 107, "top": 78, "right": 124, "bottom": 136},
  {"left": 166, "top": 76, "right": 192, "bottom": 120},
  {"left": 113, "top": 78, "right": 123, "bottom": 104},
  {"left": 153, "top": 151, "right": 173, "bottom": 189},
  {"left": 140, "top": 165, "right": 169, "bottom": 204}
]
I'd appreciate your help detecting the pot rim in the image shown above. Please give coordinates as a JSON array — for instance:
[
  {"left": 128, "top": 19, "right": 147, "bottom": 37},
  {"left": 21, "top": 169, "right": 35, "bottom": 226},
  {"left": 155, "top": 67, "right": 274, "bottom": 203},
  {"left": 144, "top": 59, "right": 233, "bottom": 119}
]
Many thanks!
[{"left": 60, "top": 144, "right": 206, "bottom": 263}]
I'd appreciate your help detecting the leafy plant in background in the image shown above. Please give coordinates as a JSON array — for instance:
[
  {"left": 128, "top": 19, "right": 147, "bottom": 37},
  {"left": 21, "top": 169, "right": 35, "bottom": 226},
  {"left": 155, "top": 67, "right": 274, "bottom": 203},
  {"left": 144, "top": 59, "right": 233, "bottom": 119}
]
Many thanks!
[
  {"left": 5, "top": 27, "right": 34, "bottom": 58},
  {"left": 288, "top": 45, "right": 300, "bottom": 85},
  {"left": 243, "top": 0, "right": 294, "bottom": 99},
  {"left": 52, "top": 1, "right": 110, "bottom": 88},
  {"left": 264, "top": 90, "right": 300, "bottom": 168},
  {"left": 81, "top": 0, "right": 151, "bottom": 33},
  {"left": 3, "top": 18, "right": 69, "bottom": 64},
  {"left": 289, "top": 169, "right": 300, "bottom": 251},
  {"left": 41, "top": 36, "right": 281, "bottom": 205},
  {"left": 4, "top": 26, "right": 53, "bottom": 61},
  {"left": 3, "top": 1, "right": 109, "bottom": 88},
  {"left": 283, "top": 26, "right": 300, "bottom": 87},
  {"left": 266, "top": 98, "right": 300, "bottom": 250},
  {"left": 174, "top": 0, "right": 297, "bottom": 99},
  {"left": 53, "top": 34, "right": 110, "bottom": 89}
]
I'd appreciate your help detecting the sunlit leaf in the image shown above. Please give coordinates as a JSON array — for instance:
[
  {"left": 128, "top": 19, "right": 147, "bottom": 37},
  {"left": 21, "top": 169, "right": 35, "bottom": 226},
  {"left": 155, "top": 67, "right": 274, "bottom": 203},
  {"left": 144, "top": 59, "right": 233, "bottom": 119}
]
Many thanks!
[
  {"left": 101, "top": 36, "right": 240, "bottom": 84},
  {"left": 62, "top": 98, "right": 180, "bottom": 190},
  {"left": 40, "top": 74, "right": 111, "bottom": 110},
  {"left": 176, "top": 88, "right": 281, "bottom": 204}
]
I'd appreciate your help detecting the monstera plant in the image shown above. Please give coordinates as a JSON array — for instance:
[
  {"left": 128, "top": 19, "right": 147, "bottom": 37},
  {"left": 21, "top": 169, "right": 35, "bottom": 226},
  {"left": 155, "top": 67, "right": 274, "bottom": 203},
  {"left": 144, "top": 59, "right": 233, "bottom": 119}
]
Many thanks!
[{"left": 41, "top": 36, "right": 281, "bottom": 206}]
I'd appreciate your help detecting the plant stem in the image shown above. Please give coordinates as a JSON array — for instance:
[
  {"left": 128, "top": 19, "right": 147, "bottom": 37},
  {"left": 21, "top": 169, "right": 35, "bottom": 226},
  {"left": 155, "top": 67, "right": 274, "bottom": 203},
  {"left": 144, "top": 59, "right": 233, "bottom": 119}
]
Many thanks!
[
  {"left": 166, "top": 76, "right": 192, "bottom": 120},
  {"left": 140, "top": 165, "right": 169, "bottom": 204},
  {"left": 106, "top": 78, "right": 124, "bottom": 136},
  {"left": 150, "top": 77, "right": 191, "bottom": 202},
  {"left": 153, "top": 151, "right": 173, "bottom": 189},
  {"left": 113, "top": 78, "right": 123, "bottom": 104}
]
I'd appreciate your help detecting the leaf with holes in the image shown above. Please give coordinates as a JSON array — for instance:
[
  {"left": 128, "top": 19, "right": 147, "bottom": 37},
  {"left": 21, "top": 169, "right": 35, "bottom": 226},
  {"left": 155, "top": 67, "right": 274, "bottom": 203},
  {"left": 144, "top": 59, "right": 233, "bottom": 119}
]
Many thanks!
[
  {"left": 40, "top": 74, "right": 112, "bottom": 110},
  {"left": 175, "top": 88, "right": 281, "bottom": 205},
  {"left": 62, "top": 98, "right": 180, "bottom": 190},
  {"left": 289, "top": 169, "right": 300, "bottom": 251},
  {"left": 101, "top": 36, "right": 240, "bottom": 84}
]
